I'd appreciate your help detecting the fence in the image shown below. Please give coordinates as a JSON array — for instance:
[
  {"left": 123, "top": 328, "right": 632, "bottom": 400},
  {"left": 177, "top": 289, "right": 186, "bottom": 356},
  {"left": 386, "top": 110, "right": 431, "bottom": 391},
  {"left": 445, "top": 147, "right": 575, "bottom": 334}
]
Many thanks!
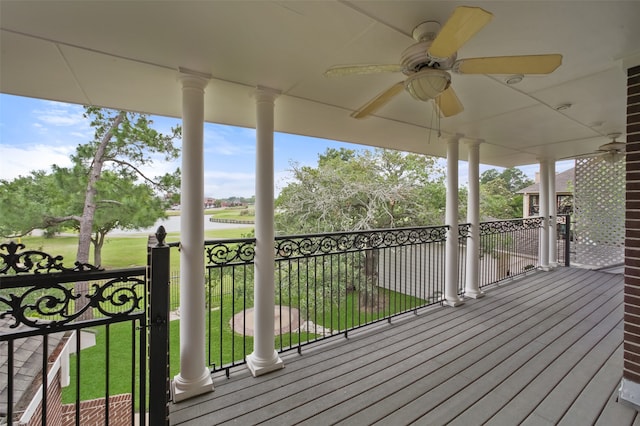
[
  {"left": 189, "top": 217, "right": 564, "bottom": 374},
  {"left": 0, "top": 242, "right": 147, "bottom": 426},
  {"left": 1, "top": 232, "right": 170, "bottom": 426}
]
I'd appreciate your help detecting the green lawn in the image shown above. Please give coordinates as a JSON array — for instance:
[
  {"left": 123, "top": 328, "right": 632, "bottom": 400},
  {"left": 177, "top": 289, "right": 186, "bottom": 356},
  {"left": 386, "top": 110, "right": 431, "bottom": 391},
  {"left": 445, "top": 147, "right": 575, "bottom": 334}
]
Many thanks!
[
  {"left": 9, "top": 221, "right": 428, "bottom": 408},
  {"left": 61, "top": 285, "right": 426, "bottom": 406},
  {"left": 208, "top": 208, "right": 255, "bottom": 222},
  {"left": 6, "top": 224, "right": 254, "bottom": 271}
]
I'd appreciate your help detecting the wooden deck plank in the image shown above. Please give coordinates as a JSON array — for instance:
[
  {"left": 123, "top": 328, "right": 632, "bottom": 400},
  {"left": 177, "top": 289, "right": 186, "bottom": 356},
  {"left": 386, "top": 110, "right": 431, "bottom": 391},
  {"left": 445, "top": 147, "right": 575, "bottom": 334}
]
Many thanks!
[
  {"left": 169, "top": 268, "right": 630, "bottom": 426},
  {"left": 301, "top": 270, "right": 604, "bottom": 425},
  {"left": 481, "top": 293, "right": 622, "bottom": 424},
  {"left": 327, "top": 271, "right": 616, "bottom": 425},
  {"left": 525, "top": 326, "right": 623, "bottom": 424},
  {"left": 173, "top": 269, "right": 579, "bottom": 424},
  {"left": 595, "top": 388, "right": 638, "bottom": 426},
  {"left": 448, "top": 285, "right": 622, "bottom": 426},
  {"left": 371, "top": 281, "right": 622, "bottom": 425},
  {"left": 556, "top": 345, "right": 632, "bottom": 425}
]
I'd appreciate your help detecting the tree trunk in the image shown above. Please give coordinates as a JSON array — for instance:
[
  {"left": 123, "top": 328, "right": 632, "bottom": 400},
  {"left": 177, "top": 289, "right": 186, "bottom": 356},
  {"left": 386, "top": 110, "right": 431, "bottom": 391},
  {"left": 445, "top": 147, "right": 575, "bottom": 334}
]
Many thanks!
[
  {"left": 361, "top": 248, "right": 379, "bottom": 309},
  {"left": 93, "top": 230, "right": 107, "bottom": 268},
  {"left": 75, "top": 112, "right": 125, "bottom": 319}
]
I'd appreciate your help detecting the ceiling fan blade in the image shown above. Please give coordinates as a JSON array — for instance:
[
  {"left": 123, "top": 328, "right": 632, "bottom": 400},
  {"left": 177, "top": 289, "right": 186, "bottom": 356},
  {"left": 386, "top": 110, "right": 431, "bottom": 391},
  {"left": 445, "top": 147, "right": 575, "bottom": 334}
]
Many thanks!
[
  {"left": 454, "top": 54, "right": 563, "bottom": 75},
  {"left": 324, "top": 64, "right": 403, "bottom": 77},
  {"left": 351, "top": 81, "right": 405, "bottom": 119},
  {"left": 434, "top": 86, "right": 464, "bottom": 117},
  {"left": 428, "top": 6, "right": 493, "bottom": 60},
  {"left": 598, "top": 141, "right": 626, "bottom": 152}
]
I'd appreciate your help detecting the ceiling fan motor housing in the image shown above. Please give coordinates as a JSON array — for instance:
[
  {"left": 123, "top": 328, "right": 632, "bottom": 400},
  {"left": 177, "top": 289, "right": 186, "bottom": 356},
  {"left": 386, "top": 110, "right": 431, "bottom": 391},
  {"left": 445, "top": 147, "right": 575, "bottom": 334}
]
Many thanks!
[{"left": 401, "top": 41, "right": 457, "bottom": 73}]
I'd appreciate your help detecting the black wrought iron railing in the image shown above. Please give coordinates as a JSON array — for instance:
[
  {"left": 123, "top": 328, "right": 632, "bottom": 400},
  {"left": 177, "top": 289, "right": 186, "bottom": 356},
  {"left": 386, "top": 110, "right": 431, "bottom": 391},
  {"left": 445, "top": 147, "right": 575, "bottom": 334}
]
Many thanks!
[
  {"left": 0, "top": 233, "right": 170, "bottom": 426},
  {"left": 198, "top": 226, "right": 448, "bottom": 373},
  {"left": 477, "top": 217, "right": 544, "bottom": 287},
  {"left": 1, "top": 217, "right": 571, "bottom": 422},
  {"left": 0, "top": 242, "right": 147, "bottom": 426},
  {"left": 193, "top": 217, "right": 570, "bottom": 374}
]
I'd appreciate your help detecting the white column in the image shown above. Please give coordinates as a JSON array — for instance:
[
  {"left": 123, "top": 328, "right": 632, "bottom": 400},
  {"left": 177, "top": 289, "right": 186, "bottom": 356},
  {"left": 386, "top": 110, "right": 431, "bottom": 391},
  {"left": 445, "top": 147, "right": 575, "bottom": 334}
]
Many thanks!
[
  {"left": 539, "top": 159, "right": 551, "bottom": 271},
  {"left": 172, "top": 74, "right": 214, "bottom": 402},
  {"left": 548, "top": 160, "right": 558, "bottom": 267},
  {"left": 444, "top": 134, "right": 464, "bottom": 307},
  {"left": 465, "top": 139, "right": 484, "bottom": 299},
  {"left": 246, "top": 87, "right": 284, "bottom": 377}
]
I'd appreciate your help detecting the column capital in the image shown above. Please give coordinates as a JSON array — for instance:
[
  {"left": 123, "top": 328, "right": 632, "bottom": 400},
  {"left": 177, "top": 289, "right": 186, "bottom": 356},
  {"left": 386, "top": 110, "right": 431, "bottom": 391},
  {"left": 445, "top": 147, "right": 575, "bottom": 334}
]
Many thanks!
[
  {"left": 178, "top": 72, "right": 210, "bottom": 91},
  {"left": 538, "top": 156, "right": 560, "bottom": 164},
  {"left": 443, "top": 133, "right": 464, "bottom": 145},
  {"left": 464, "top": 138, "right": 484, "bottom": 147},
  {"left": 254, "top": 86, "right": 281, "bottom": 103}
]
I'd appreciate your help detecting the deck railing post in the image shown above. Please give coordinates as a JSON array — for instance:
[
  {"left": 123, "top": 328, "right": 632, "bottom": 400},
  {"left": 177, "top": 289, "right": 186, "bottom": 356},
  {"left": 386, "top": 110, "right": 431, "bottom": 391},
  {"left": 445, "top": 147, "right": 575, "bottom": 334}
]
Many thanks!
[
  {"left": 564, "top": 214, "right": 571, "bottom": 267},
  {"left": 148, "top": 226, "right": 170, "bottom": 425}
]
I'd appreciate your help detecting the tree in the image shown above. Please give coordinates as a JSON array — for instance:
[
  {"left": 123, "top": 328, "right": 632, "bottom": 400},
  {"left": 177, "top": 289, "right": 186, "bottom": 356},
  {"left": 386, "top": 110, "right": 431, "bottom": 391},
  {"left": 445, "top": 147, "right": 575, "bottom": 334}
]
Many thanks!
[
  {"left": 275, "top": 148, "right": 448, "bottom": 234},
  {"left": 0, "top": 108, "right": 180, "bottom": 265},
  {"left": 480, "top": 167, "right": 532, "bottom": 192},
  {"left": 72, "top": 107, "right": 181, "bottom": 268},
  {"left": 0, "top": 107, "right": 180, "bottom": 318},
  {"left": 479, "top": 167, "right": 533, "bottom": 219},
  {"left": 275, "top": 148, "right": 452, "bottom": 311}
]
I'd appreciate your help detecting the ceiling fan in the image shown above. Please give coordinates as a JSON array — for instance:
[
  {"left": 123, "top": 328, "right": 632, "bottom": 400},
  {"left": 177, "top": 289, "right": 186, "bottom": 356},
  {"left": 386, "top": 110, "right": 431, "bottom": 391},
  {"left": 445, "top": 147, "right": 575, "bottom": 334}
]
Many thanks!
[
  {"left": 561, "top": 133, "right": 626, "bottom": 163},
  {"left": 325, "top": 6, "right": 563, "bottom": 119}
]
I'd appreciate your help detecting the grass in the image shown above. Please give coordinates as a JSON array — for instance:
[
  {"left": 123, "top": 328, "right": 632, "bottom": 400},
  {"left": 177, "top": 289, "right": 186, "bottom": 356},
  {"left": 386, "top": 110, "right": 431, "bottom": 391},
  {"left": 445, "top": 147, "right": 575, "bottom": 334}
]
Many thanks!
[
  {"left": 61, "top": 285, "right": 426, "bottom": 405},
  {"left": 4, "top": 224, "right": 254, "bottom": 271},
  {"left": 208, "top": 208, "right": 255, "bottom": 222},
  {"left": 8, "top": 220, "right": 427, "bottom": 409}
]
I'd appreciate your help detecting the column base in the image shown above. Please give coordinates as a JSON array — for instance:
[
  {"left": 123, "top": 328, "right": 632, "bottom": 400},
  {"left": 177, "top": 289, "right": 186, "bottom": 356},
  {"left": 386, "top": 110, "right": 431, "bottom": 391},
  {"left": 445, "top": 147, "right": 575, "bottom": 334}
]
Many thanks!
[
  {"left": 444, "top": 296, "right": 465, "bottom": 307},
  {"left": 540, "top": 265, "right": 552, "bottom": 272},
  {"left": 465, "top": 289, "right": 485, "bottom": 299},
  {"left": 246, "top": 350, "right": 284, "bottom": 377},
  {"left": 172, "top": 367, "right": 214, "bottom": 403},
  {"left": 619, "top": 377, "right": 640, "bottom": 411}
]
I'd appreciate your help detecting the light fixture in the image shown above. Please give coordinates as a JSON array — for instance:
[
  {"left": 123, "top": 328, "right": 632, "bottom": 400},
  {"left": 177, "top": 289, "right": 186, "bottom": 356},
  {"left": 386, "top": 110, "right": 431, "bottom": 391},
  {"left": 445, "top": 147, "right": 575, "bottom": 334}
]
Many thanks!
[
  {"left": 405, "top": 69, "right": 451, "bottom": 101},
  {"left": 603, "top": 151, "right": 625, "bottom": 163},
  {"left": 505, "top": 74, "right": 523, "bottom": 85}
]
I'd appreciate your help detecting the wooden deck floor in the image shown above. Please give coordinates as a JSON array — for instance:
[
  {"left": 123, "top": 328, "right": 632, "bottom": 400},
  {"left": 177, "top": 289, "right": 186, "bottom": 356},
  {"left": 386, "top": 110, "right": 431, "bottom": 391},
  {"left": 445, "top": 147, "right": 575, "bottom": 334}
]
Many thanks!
[{"left": 170, "top": 267, "right": 637, "bottom": 426}]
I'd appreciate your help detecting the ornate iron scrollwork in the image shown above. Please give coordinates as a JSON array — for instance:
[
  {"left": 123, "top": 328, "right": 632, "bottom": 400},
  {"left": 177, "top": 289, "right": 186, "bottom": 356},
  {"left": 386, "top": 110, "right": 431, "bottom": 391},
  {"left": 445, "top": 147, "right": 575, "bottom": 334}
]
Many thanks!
[
  {"left": 479, "top": 218, "right": 543, "bottom": 236},
  {"left": 0, "top": 241, "right": 102, "bottom": 275},
  {"left": 0, "top": 276, "right": 145, "bottom": 329},
  {"left": 275, "top": 226, "right": 448, "bottom": 260},
  {"left": 205, "top": 240, "right": 256, "bottom": 266},
  {"left": 458, "top": 223, "right": 471, "bottom": 239},
  {"left": 204, "top": 226, "right": 449, "bottom": 265},
  {"left": 0, "top": 242, "right": 144, "bottom": 330}
]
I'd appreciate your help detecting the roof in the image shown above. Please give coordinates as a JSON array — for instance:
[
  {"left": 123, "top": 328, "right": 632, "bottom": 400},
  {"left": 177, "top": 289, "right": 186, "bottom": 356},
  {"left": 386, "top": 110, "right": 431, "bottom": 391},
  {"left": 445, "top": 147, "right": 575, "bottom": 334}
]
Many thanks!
[
  {"left": 518, "top": 167, "right": 575, "bottom": 194},
  {"left": 0, "top": 317, "right": 65, "bottom": 419},
  {"left": 1, "top": 2, "right": 640, "bottom": 168}
]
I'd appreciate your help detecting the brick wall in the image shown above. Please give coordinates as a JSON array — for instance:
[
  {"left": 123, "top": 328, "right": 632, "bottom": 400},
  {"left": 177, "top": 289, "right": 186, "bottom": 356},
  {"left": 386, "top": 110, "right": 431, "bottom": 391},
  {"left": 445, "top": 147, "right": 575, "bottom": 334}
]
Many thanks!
[
  {"left": 625, "top": 64, "right": 640, "bottom": 382},
  {"left": 23, "top": 371, "right": 63, "bottom": 426},
  {"left": 60, "top": 394, "right": 132, "bottom": 426}
]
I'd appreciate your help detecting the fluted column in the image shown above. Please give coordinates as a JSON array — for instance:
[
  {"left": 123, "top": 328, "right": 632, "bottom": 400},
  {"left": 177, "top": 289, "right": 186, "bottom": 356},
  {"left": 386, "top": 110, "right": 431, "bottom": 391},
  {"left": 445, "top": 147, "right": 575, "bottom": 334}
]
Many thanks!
[
  {"left": 444, "top": 134, "right": 464, "bottom": 307},
  {"left": 172, "top": 73, "right": 214, "bottom": 402},
  {"left": 548, "top": 160, "right": 558, "bottom": 267},
  {"left": 539, "top": 159, "right": 551, "bottom": 271},
  {"left": 246, "top": 86, "right": 284, "bottom": 377},
  {"left": 465, "top": 139, "right": 484, "bottom": 298}
]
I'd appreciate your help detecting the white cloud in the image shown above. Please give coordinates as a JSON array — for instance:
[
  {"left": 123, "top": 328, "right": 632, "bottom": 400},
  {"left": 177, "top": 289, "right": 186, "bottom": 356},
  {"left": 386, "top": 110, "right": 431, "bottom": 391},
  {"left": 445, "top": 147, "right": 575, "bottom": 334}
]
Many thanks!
[
  {"left": 0, "top": 144, "right": 73, "bottom": 179},
  {"left": 34, "top": 102, "right": 86, "bottom": 127},
  {"left": 204, "top": 126, "right": 255, "bottom": 156}
]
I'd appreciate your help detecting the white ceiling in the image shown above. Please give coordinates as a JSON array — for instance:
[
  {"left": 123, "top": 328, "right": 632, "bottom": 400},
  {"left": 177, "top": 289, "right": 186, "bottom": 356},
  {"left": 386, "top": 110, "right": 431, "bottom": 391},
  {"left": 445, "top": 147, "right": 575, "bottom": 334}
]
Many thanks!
[{"left": 1, "top": 1, "right": 639, "bottom": 167}]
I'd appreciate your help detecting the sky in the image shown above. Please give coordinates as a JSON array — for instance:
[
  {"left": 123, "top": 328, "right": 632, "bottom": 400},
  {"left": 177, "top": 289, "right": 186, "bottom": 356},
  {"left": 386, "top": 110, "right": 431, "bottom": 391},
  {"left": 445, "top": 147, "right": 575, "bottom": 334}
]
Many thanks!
[{"left": 0, "top": 93, "right": 572, "bottom": 198}]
